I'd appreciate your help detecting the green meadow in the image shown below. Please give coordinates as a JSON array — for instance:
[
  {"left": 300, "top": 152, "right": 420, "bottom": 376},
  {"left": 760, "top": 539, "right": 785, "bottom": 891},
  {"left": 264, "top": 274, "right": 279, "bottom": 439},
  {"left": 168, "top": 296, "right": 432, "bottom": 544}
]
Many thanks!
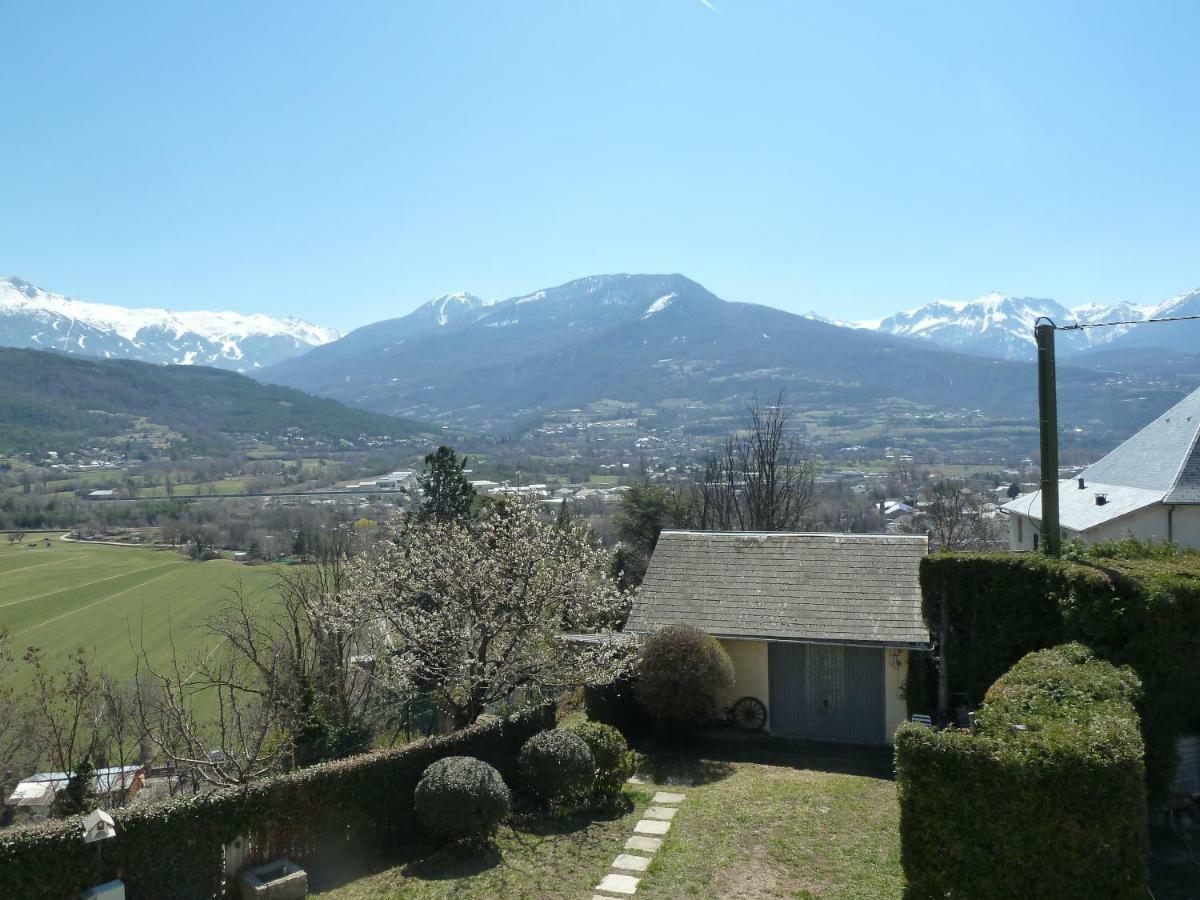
[{"left": 0, "top": 536, "right": 279, "bottom": 688}]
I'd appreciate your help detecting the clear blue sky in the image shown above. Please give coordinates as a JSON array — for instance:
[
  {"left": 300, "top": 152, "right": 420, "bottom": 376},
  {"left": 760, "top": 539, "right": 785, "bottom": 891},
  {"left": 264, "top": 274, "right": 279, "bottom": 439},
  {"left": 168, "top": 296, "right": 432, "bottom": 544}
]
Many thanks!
[{"left": 3, "top": 1, "right": 1199, "bottom": 330}]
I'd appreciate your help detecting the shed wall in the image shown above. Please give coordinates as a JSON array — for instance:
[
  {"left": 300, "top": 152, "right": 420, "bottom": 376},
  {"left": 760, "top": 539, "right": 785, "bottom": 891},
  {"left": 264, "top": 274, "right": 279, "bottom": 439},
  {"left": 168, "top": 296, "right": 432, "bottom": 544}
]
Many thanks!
[{"left": 717, "top": 638, "right": 770, "bottom": 720}]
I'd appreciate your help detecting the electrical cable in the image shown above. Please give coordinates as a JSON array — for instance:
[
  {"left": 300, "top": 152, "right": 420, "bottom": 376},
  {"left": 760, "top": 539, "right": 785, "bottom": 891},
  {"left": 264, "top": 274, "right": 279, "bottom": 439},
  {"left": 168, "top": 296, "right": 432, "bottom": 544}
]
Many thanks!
[{"left": 1054, "top": 313, "right": 1200, "bottom": 331}]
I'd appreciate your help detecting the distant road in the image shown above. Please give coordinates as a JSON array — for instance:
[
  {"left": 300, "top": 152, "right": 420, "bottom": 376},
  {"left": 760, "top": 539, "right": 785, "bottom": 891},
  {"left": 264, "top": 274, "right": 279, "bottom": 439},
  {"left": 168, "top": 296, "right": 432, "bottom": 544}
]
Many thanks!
[{"left": 85, "top": 488, "right": 401, "bottom": 503}]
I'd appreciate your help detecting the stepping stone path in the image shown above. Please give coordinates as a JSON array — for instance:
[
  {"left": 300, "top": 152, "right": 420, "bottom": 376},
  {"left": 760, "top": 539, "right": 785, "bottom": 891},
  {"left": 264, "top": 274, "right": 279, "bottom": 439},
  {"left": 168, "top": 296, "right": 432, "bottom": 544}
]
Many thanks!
[{"left": 592, "top": 790, "right": 687, "bottom": 898}]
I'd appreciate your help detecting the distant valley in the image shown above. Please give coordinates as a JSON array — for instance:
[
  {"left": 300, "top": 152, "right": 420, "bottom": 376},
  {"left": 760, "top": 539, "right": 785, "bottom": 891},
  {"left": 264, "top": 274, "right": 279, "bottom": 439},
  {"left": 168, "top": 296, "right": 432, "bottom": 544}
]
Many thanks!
[{"left": 4, "top": 273, "right": 1200, "bottom": 468}]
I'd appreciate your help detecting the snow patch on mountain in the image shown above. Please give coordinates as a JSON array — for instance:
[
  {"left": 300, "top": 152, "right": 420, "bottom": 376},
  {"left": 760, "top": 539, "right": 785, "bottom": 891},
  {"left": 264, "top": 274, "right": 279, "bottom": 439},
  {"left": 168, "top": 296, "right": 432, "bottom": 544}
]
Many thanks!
[
  {"left": 643, "top": 293, "right": 676, "bottom": 318},
  {"left": 0, "top": 277, "right": 338, "bottom": 370},
  {"left": 853, "top": 292, "right": 1171, "bottom": 359}
]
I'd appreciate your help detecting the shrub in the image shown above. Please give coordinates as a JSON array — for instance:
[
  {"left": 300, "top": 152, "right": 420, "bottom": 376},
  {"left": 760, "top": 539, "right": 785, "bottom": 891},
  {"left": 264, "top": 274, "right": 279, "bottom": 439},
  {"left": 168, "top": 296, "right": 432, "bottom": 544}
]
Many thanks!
[
  {"left": 414, "top": 756, "right": 511, "bottom": 843},
  {"left": 635, "top": 624, "right": 734, "bottom": 730},
  {"left": 518, "top": 729, "right": 595, "bottom": 808},
  {"left": 895, "top": 644, "right": 1148, "bottom": 899},
  {"left": 567, "top": 720, "right": 638, "bottom": 805},
  {"left": 918, "top": 550, "right": 1200, "bottom": 800},
  {"left": 0, "top": 704, "right": 554, "bottom": 899}
]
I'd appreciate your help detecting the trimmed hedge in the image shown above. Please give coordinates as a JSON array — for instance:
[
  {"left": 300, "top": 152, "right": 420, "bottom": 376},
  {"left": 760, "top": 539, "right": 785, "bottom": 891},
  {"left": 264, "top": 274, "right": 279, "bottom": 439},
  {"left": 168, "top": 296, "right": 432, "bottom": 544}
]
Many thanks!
[
  {"left": 0, "top": 703, "right": 554, "bottom": 900},
  {"left": 917, "top": 551, "right": 1200, "bottom": 799},
  {"left": 584, "top": 675, "right": 650, "bottom": 737},
  {"left": 895, "top": 644, "right": 1148, "bottom": 899}
]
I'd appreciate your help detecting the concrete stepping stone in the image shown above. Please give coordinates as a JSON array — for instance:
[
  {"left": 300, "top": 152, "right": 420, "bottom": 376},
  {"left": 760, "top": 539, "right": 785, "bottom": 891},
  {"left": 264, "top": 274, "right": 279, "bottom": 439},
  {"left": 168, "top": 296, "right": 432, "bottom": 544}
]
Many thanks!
[
  {"left": 596, "top": 872, "right": 640, "bottom": 895},
  {"left": 634, "top": 818, "right": 671, "bottom": 836},
  {"left": 612, "top": 853, "right": 652, "bottom": 873},
  {"left": 625, "top": 835, "right": 662, "bottom": 853},
  {"left": 644, "top": 806, "right": 677, "bottom": 821},
  {"left": 651, "top": 791, "right": 686, "bottom": 805}
]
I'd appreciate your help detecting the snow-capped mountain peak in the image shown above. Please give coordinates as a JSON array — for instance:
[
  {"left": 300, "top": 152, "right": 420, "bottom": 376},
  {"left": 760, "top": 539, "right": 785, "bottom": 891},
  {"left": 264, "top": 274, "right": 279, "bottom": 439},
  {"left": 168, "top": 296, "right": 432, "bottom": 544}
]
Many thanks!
[
  {"left": 850, "top": 293, "right": 1166, "bottom": 358},
  {"left": 0, "top": 277, "right": 338, "bottom": 371}
]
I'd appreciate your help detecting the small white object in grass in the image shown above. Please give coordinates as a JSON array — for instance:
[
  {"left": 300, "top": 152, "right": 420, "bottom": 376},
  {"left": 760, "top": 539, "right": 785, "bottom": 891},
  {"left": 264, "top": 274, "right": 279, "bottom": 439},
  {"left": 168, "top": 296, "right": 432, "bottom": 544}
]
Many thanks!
[
  {"left": 651, "top": 791, "right": 686, "bottom": 804},
  {"left": 625, "top": 835, "right": 662, "bottom": 853},
  {"left": 596, "top": 872, "right": 640, "bottom": 895},
  {"left": 612, "top": 853, "right": 652, "bottom": 872},
  {"left": 644, "top": 806, "right": 677, "bottom": 821},
  {"left": 634, "top": 819, "right": 671, "bottom": 835}
]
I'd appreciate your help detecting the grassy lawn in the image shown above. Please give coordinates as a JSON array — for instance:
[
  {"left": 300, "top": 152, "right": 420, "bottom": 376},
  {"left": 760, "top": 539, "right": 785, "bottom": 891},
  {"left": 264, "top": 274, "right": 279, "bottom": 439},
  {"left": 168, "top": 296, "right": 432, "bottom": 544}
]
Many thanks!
[
  {"left": 636, "top": 741, "right": 901, "bottom": 900},
  {"left": 312, "top": 789, "right": 654, "bottom": 899},
  {"left": 315, "top": 738, "right": 902, "bottom": 899},
  {"left": 0, "top": 539, "right": 278, "bottom": 693}
]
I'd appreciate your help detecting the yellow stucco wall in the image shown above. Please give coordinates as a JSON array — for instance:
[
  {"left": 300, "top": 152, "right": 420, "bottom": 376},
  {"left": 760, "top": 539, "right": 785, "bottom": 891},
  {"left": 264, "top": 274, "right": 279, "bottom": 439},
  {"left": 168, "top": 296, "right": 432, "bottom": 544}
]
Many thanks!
[
  {"left": 884, "top": 648, "right": 909, "bottom": 744},
  {"left": 717, "top": 638, "right": 770, "bottom": 719}
]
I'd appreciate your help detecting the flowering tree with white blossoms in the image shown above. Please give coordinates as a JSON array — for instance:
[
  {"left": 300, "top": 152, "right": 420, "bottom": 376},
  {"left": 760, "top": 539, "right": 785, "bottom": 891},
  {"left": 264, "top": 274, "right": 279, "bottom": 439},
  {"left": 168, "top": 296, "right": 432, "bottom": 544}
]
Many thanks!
[{"left": 345, "top": 494, "right": 633, "bottom": 729}]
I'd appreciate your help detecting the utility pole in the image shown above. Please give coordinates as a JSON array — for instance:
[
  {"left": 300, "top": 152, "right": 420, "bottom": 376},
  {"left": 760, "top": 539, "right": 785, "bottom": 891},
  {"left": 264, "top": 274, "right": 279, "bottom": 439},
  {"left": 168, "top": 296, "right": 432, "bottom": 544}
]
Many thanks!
[{"left": 1035, "top": 319, "right": 1061, "bottom": 556}]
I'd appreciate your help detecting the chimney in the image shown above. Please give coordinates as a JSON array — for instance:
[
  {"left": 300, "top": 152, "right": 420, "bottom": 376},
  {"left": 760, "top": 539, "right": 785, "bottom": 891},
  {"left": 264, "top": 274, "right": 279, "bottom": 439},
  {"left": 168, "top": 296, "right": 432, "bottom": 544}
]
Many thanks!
[
  {"left": 1078, "top": 477, "right": 1086, "bottom": 490},
  {"left": 1095, "top": 493, "right": 1108, "bottom": 506}
]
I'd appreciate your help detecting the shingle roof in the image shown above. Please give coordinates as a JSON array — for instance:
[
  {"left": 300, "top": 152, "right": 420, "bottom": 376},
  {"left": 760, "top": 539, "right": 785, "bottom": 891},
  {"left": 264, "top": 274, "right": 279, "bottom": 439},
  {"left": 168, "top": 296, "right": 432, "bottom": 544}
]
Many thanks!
[
  {"left": 1080, "top": 385, "right": 1200, "bottom": 503},
  {"left": 625, "top": 531, "right": 930, "bottom": 648}
]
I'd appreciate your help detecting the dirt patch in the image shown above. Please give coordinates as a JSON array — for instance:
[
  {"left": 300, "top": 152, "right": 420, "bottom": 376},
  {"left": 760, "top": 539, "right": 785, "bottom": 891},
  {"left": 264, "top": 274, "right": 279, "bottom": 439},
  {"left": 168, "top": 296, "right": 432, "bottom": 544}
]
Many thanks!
[{"left": 714, "top": 841, "right": 826, "bottom": 899}]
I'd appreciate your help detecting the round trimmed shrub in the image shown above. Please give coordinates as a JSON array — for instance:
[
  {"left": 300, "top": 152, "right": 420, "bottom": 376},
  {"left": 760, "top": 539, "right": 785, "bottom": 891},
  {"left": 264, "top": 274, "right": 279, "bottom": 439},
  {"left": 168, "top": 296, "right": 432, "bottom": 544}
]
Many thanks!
[
  {"left": 414, "top": 755, "right": 511, "bottom": 843},
  {"left": 518, "top": 729, "right": 595, "bottom": 807},
  {"left": 635, "top": 624, "right": 735, "bottom": 731},
  {"left": 567, "top": 720, "right": 637, "bottom": 805}
]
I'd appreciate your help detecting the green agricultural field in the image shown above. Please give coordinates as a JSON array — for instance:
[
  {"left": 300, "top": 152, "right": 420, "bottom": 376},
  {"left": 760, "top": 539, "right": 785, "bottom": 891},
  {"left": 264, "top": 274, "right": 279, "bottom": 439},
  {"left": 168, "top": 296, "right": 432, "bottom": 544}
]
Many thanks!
[{"left": 0, "top": 538, "right": 279, "bottom": 688}]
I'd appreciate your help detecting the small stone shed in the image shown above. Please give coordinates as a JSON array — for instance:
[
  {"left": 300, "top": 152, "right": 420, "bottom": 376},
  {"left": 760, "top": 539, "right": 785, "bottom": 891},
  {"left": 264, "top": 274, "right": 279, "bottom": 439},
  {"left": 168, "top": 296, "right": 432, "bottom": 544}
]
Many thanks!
[{"left": 626, "top": 531, "right": 930, "bottom": 744}]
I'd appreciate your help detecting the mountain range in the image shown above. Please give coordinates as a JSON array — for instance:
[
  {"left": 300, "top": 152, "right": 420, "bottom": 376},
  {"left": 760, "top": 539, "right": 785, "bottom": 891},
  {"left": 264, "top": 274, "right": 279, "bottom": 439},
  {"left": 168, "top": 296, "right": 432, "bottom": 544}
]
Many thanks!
[
  {"left": 4, "top": 273, "right": 1199, "bottom": 448},
  {"left": 257, "top": 274, "right": 1194, "bottom": 437},
  {"left": 837, "top": 289, "right": 1200, "bottom": 360},
  {"left": 0, "top": 277, "right": 337, "bottom": 371}
]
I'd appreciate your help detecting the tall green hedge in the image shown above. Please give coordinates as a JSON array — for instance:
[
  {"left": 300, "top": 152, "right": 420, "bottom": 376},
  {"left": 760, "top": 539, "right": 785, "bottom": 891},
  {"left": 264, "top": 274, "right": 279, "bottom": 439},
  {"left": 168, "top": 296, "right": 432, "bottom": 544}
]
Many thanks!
[
  {"left": 0, "top": 704, "right": 554, "bottom": 900},
  {"left": 916, "top": 551, "right": 1200, "bottom": 799},
  {"left": 895, "top": 644, "right": 1148, "bottom": 899}
]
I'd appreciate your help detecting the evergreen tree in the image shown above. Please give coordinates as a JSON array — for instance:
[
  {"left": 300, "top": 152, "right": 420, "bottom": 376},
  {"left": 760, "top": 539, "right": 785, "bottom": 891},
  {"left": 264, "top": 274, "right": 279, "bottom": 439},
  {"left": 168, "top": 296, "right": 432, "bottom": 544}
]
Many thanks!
[
  {"left": 555, "top": 496, "right": 572, "bottom": 529},
  {"left": 53, "top": 759, "right": 95, "bottom": 817},
  {"left": 416, "top": 446, "right": 477, "bottom": 524},
  {"left": 613, "top": 481, "right": 673, "bottom": 587}
]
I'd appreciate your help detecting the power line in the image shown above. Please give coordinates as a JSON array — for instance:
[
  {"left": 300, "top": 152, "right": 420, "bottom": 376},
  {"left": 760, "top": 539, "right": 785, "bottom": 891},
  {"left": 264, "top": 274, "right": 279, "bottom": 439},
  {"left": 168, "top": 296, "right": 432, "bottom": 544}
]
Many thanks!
[{"left": 1052, "top": 312, "right": 1200, "bottom": 331}]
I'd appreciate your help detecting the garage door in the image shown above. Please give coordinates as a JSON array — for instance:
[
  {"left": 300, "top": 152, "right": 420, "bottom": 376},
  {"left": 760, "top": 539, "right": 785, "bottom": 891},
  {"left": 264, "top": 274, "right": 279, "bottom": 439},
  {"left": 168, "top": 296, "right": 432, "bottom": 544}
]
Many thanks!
[{"left": 768, "top": 643, "right": 885, "bottom": 744}]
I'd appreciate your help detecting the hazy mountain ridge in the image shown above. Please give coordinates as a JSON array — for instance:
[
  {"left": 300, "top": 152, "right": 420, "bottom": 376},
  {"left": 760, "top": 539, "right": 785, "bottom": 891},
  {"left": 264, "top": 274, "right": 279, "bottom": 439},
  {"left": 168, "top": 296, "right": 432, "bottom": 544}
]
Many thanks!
[
  {"left": 0, "top": 277, "right": 338, "bottom": 371},
  {"left": 0, "top": 346, "right": 426, "bottom": 455}
]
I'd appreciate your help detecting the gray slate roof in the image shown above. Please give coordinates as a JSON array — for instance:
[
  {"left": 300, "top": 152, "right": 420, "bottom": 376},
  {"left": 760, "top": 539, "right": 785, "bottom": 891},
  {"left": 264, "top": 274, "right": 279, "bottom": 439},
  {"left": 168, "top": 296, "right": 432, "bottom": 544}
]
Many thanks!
[
  {"left": 1081, "top": 385, "right": 1200, "bottom": 503},
  {"left": 1003, "top": 481, "right": 1164, "bottom": 532},
  {"left": 626, "top": 531, "right": 930, "bottom": 648}
]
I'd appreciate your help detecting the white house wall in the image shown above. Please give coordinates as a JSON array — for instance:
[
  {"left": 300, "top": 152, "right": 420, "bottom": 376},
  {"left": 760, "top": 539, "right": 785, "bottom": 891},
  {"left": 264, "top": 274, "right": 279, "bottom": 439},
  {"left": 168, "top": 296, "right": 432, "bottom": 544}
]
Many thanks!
[{"left": 1007, "top": 505, "right": 1200, "bottom": 550}]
